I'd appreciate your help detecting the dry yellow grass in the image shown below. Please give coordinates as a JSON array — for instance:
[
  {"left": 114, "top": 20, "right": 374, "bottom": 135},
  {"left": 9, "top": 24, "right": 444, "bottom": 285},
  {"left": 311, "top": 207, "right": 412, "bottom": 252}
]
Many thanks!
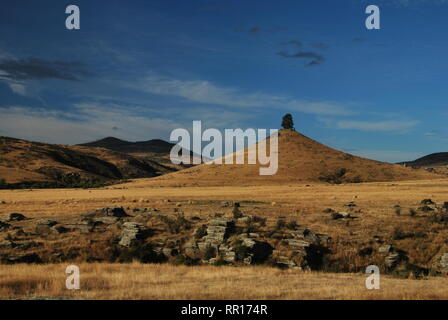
[
  {"left": 0, "top": 263, "right": 447, "bottom": 300},
  {"left": 2, "top": 178, "right": 448, "bottom": 299}
]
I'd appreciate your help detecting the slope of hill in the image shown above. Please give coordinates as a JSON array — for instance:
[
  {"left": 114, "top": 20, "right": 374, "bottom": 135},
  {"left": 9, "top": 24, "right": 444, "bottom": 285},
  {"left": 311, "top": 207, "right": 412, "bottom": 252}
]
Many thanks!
[
  {"left": 0, "top": 136, "right": 179, "bottom": 187},
  {"left": 131, "top": 130, "right": 438, "bottom": 187},
  {"left": 78, "top": 137, "right": 174, "bottom": 154},
  {"left": 400, "top": 152, "right": 448, "bottom": 167}
]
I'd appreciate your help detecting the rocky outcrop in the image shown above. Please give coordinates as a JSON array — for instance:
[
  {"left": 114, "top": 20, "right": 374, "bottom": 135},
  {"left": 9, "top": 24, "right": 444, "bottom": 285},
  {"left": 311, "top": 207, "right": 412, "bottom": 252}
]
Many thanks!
[
  {"left": 1, "top": 213, "right": 27, "bottom": 222},
  {"left": 433, "top": 252, "right": 448, "bottom": 273},
  {"left": 35, "top": 219, "right": 58, "bottom": 235},
  {"left": 119, "top": 222, "right": 145, "bottom": 247},
  {"left": 82, "top": 207, "right": 130, "bottom": 219}
]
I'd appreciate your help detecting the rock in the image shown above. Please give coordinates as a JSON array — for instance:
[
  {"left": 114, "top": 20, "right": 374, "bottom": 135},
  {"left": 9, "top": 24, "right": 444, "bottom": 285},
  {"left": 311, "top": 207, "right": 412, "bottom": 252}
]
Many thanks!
[
  {"left": 119, "top": 222, "right": 145, "bottom": 247},
  {"left": 36, "top": 219, "right": 57, "bottom": 227},
  {"left": 221, "top": 201, "right": 232, "bottom": 207},
  {"left": 1, "top": 213, "right": 27, "bottom": 222},
  {"left": 237, "top": 216, "right": 252, "bottom": 224},
  {"left": 0, "top": 221, "right": 11, "bottom": 231},
  {"left": 0, "top": 240, "right": 17, "bottom": 249},
  {"left": 241, "top": 237, "right": 256, "bottom": 249},
  {"left": 201, "top": 218, "right": 234, "bottom": 244},
  {"left": 93, "top": 216, "right": 119, "bottom": 224},
  {"left": 51, "top": 225, "right": 69, "bottom": 234},
  {"left": 184, "top": 241, "right": 201, "bottom": 259},
  {"left": 82, "top": 207, "right": 130, "bottom": 219},
  {"left": 358, "top": 247, "right": 373, "bottom": 257},
  {"left": 209, "top": 218, "right": 233, "bottom": 227},
  {"left": 434, "top": 252, "right": 448, "bottom": 272},
  {"left": 7, "top": 253, "right": 40, "bottom": 264},
  {"left": 344, "top": 202, "right": 356, "bottom": 207},
  {"left": 275, "top": 256, "right": 299, "bottom": 269},
  {"left": 218, "top": 245, "right": 236, "bottom": 263},
  {"left": 331, "top": 212, "right": 350, "bottom": 220},
  {"left": 77, "top": 221, "right": 94, "bottom": 234},
  {"left": 421, "top": 199, "right": 435, "bottom": 205},
  {"left": 162, "top": 247, "right": 179, "bottom": 258},
  {"left": 419, "top": 205, "right": 436, "bottom": 212},
  {"left": 385, "top": 253, "right": 405, "bottom": 269},
  {"left": 248, "top": 233, "right": 259, "bottom": 238},
  {"left": 287, "top": 239, "right": 310, "bottom": 249},
  {"left": 378, "top": 245, "right": 393, "bottom": 253},
  {"left": 35, "top": 219, "right": 58, "bottom": 235},
  {"left": 102, "top": 207, "right": 130, "bottom": 217},
  {"left": 243, "top": 256, "right": 253, "bottom": 265},
  {"left": 16, "top": 240, "right": 41, "bottom": 250}
]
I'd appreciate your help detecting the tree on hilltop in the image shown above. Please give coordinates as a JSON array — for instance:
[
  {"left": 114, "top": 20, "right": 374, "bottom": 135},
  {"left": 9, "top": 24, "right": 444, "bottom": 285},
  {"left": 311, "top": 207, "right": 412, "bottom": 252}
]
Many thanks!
[{"left": 281, "top": 113, "right": 295, "bottom": 130}]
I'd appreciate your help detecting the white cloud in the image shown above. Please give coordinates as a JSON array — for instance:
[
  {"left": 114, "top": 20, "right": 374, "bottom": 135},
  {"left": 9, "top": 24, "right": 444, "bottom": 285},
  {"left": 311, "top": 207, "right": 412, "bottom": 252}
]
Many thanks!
[
  {"left": 0, "top": 105, "right": 183, "bottom": 145},
  {"left": 327, "top": 119, "right": 419, "bottom": 133},
  {"left": 130, "top": 75, "right": 354, "bottom": 116},
  {"left": 8, "top": 83, "right": 27, "bottom": 95},
  {"left": 373, "top": 0, "right": 448, "bottom": 6},
  {"left": 348, "top": 149, "right": 424, "bottom": 163}
]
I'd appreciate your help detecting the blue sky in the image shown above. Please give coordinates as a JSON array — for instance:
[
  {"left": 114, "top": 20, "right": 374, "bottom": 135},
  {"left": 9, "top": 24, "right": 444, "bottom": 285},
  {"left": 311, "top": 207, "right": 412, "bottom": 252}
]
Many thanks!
[{"left": 1, "top": 0, "right": 448, "bottom": 162}]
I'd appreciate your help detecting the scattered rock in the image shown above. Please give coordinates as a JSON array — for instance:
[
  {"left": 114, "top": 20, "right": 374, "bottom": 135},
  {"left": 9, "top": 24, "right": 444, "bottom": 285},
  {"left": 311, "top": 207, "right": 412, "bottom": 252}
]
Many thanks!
[
  {"left": 421, "top": 199, "right": 435, "bottom": 205},
  {"left": 434, "top": 252, "right": 448, "bottom": 273},
  {"left": 378, "top": 244, "right": 393, "bottom": 253},
  {"left": 344, "top": 202, "right": 356, "bottom": 207},
  {"left": 1, "top": 213, "right": 27, "bottom": 222},
  {"left": 36, "top": 219, "right": 57, "bottom": 227},
  {"left": 331, "top": 212, "right": 350, "bottom": 220},
  {"left": 93, "top": 216, "right": 119, "bottom": 225},
  {"left": 358, "top": 247, "right": 373, "bottom": 257},
  {"left": 35, "top": 219, "right": 58, "bottom": 235},
  {"left": 51, "top": 225, "right": 69, "bottom": 234},
  {"left": 0, "top": 240, "right": 18, "bottom": 249},
  {"left": 82, "top": 207, "right": 130, "bottom": 219},
  {"left": 385, "top": 253, "right": 406, "bottom": 269},
  {"left": 119, "top": 222, "right": 145, "bottom": 247},
  {"left": 6, "top": 253, "right": 41, "bottom": 264},
  {"left": 0, "top": 221, "right": 11, "bottom": 231}
]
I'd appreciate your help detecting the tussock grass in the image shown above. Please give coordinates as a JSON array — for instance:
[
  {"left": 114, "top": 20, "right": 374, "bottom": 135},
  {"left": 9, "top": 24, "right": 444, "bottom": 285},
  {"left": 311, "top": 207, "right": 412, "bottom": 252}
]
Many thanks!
[{"left": 1, "top": 263, "right": 448, "bottom": 300}]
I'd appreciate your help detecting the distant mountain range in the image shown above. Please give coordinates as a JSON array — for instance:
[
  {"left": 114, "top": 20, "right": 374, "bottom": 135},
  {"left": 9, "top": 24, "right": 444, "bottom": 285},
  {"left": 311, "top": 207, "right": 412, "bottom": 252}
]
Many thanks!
[
  {"left": 399, "top": 153, "right": 448, "bottom": 167},
  {"left": 78, "top": 137, "right": 174, "bottom": 154}
]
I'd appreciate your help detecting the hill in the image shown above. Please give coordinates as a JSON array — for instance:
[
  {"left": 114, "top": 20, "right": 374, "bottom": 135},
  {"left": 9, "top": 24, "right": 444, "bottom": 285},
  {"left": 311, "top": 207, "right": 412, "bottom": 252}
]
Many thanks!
[
  {"left": 0, "top": 136, "right": 181, "bottom": 188},
  {"left": 78, "top": 137, "right": 174, "bottom": 154},
  {"left": 131, "top": 129, "right": 438, "bottom": 187},
  {"left": 400, "top": 152, "right": 448, "bottom": 167}
]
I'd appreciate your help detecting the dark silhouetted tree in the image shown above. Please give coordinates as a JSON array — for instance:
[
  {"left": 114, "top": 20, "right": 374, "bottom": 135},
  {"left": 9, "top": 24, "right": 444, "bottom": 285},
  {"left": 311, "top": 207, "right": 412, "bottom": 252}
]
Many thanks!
[{"left": 281, "top": 113, "right": 295, "bottom": 130}]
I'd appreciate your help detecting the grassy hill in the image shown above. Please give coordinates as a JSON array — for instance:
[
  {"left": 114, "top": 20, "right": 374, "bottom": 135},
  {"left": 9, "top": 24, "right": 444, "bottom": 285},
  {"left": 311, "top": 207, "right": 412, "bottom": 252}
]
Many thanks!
[
  {"left": 0, "top": 136, "right": 181, "bottom": 188},
  {"left": 132, "top": 129, "right": 438, "bottom": 187}
]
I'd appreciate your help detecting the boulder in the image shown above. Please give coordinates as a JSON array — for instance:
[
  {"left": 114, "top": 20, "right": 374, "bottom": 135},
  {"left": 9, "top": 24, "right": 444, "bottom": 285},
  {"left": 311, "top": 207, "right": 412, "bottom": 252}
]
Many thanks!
[
  {"left": 93, "top": 216, "right": 119, "bottom": 225},
  {"left": 287, "top": 239, "right": 310, "bottom": 249},
  {"left": 51, "top": 225, "right": 69, "bottom": 234},
  {"left": 119, "top": 222, "right": 145, "bottom": 247},
  {"left": 0, "top": 240, "right": 18, "bottom": 249},
  {"left": 82, "top": 207, "right": 130, "bottom": 219},
  {"left": 1, "top": 213, "right": 27, "bottom": 222},
  {"left": 0, "top": 221, "right": 11, "bottom": 231},
  {"left": 434, "top": 252, "right": 448, "bottom": 272},
  {"left": 344, "top": 202, "right": 357, "bottom": 207},
  {"left": 385, "top": 253, "right": 405, "bottom": 269},
  {"left": 378, "top": 244, "right": 393, "bottom": 253},
  {"left": 35, "top": 219, "right": 58, "bottom": 235},
  {"left": 7, "top": 253, "right": 40, "bottom": 264}
]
